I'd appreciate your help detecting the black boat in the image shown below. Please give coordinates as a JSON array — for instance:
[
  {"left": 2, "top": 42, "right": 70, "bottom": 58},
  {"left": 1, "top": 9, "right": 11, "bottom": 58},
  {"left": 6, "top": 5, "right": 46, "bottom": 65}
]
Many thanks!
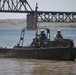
[{"left": 0, "top": 28, "right": 76, "bottom": 60}]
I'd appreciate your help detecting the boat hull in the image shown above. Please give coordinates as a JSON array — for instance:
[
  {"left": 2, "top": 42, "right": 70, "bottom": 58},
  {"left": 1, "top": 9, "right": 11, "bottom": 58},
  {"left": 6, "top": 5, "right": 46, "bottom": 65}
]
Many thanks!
[{"left": 0, "top": 47, "right": 76, "bottom": 60}]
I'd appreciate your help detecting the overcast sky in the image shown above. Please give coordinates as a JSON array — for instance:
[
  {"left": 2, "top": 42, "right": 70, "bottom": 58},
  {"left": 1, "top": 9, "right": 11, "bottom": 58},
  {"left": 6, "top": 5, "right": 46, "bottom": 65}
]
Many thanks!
[{"left": 0, "top": 0, "right": 76, "bottom": 19}]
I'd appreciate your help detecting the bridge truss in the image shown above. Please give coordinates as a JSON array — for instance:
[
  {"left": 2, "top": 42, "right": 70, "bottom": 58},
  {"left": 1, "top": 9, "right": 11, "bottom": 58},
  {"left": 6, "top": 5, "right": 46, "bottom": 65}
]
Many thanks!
[
  {"left": 0, "top": 0, "right": 76, "bottom": 23},
  {"left": 37, "top": 11, "right": 76, "bottom": 22},
  {"left": 0, "top": 0, "right": 33, "bottom": 12}
]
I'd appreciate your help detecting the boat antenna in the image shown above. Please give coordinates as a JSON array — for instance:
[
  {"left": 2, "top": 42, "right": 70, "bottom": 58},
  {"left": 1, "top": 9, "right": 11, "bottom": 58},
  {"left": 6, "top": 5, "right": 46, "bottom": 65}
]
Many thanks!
[
  {"left": 35, "top": 2, "right": 38, "bottom": 28},
  {"left": 35, "top": 3, "right": 38, "bottom": 36}
]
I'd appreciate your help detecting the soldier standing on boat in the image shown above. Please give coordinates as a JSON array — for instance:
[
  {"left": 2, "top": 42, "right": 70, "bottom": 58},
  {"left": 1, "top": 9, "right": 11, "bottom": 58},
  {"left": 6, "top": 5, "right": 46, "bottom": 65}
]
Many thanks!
[
  {"left": 30, "top": 29, "right": 47, "bottom": 47},
  {"left": 39, "top": 29, "right": 47, "bottom": 47},
  {"left": 54, "top": 29, "right": 63, "bottom": 41}
]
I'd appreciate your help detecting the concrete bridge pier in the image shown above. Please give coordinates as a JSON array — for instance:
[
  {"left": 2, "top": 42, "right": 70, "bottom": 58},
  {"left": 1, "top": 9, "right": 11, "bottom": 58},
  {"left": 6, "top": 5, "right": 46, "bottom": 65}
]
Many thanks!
[{"left": 26, "top": 14, "right": 34, "bottom": 30}]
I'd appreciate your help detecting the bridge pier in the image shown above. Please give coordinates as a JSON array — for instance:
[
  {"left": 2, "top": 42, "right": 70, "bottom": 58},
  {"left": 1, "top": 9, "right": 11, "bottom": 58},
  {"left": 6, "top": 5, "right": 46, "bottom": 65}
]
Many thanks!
[
  {"left": 26, "top": 3, "right": 38, "bottom": 30},
  {"left": 26, "top": 14, "right": 34, "bottom": 30}
]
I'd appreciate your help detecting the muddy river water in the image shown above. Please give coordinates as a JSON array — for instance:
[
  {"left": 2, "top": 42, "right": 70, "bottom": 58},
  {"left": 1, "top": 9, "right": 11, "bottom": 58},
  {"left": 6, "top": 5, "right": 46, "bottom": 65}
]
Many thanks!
[{"left": 0, "top": 58, "right": 76, "bottom": 75}]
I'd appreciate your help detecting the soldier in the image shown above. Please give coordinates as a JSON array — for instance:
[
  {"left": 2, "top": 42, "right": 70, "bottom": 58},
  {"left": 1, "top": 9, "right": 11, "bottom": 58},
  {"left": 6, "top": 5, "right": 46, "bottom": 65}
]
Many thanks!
[
  {"left": 39, "top": 29, "right": 47, "bottom": 47},
  {"left": 54, "top": 29, "right": 63, "bottom": 41},
  {"left": 30, "top": 37, "right": 39, "bottom": 47}
]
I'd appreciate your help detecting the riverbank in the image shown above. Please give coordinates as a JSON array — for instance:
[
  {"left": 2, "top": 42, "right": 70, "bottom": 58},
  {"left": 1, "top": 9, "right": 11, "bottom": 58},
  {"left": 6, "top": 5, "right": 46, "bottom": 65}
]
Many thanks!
[
  {"left": 0, "top": 19, "right": 76, "bottom": 28},
  {"left": 38, "top": 22, "right": 76, "bottom": 28}
]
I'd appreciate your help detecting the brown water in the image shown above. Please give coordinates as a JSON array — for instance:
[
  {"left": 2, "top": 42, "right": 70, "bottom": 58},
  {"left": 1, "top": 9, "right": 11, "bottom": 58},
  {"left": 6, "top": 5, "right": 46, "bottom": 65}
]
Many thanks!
[{"left": 0, "top": 58, "right": 76, "bottom": 75}]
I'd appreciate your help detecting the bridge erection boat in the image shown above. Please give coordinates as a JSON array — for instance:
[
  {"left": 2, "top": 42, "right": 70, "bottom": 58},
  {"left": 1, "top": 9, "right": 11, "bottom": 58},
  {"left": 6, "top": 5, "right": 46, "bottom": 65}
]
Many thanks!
[{"left": 0, "top": 28, "right": 76, "bottom": 60}]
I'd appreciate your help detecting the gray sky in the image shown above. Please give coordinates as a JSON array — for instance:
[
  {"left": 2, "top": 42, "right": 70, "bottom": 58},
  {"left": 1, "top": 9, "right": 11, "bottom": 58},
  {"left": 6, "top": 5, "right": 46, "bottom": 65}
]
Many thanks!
[{"left": 0, "top": 0, "right": 76, "bottom": 19}]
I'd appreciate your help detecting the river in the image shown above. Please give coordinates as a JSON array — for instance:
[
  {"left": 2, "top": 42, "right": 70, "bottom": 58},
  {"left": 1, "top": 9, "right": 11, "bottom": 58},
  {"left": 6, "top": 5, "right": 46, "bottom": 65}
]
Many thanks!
[
  {"left": 0, "top": 58, "right": 76, "bottom": 75},
  {"left": 0, "top": 28, "right": 76, "bottom": 75}
]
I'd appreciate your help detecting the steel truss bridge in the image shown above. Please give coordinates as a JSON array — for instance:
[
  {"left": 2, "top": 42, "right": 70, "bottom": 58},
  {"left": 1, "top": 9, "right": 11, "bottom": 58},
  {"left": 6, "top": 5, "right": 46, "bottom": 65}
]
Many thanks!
[{"left": 0, "top": 0, "right": 76, "bottom": 23}]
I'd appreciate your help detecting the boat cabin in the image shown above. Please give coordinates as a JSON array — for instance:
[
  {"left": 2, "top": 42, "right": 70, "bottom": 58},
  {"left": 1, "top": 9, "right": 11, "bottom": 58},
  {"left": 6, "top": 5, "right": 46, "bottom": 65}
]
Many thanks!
[{"left": 14, "top": 28, "right": 74, "bottom": 48}]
